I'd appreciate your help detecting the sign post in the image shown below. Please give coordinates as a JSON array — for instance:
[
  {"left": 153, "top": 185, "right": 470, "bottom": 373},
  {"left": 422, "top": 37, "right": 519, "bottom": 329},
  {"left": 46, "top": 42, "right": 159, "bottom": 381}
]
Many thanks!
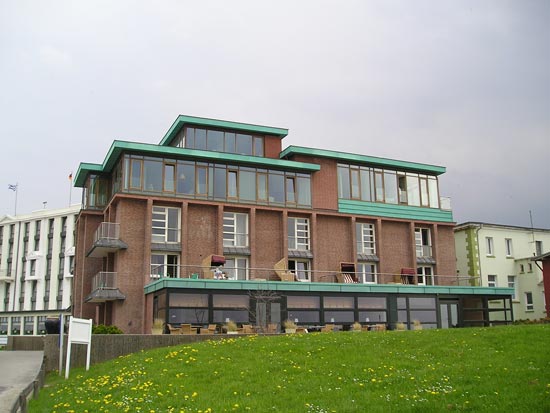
[{"left": 65, "top": 316, "right": 93, "bottom": 379}]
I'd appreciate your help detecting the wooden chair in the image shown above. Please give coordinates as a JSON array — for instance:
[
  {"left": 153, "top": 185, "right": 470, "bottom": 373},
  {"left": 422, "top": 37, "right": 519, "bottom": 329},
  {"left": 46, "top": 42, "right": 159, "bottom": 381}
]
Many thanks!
[
  {"left": 199, "top": 324, "right": 217, "bottom": 334},
  {"left": 321, "top": 324, "right": 334, "bottom": 332},
  {"left": 179, "top": 324, "right": 198, "bottom": 335},
  {"left": 242, "top": 324, "right": 256, "bottom": 334},
  {"left": 201, "top": 254, "right": 226, "bottom": 279},
  {"left": 167, "top": 324, "right": 181, "bottom": 334},
  {"left": 274, "top": 258, "right": 296, "bottom": 282},
  {"left": 267, "top": 323, "right": 278, "bottom": 334}
]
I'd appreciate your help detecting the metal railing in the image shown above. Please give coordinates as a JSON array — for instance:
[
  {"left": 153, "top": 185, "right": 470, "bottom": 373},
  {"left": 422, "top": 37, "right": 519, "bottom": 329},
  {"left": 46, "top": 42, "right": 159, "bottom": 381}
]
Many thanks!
[
  {"left": 94, "top": 222, "right": 120, "bottom": 242},
  {"left": 416, "top": 245, "right": 433, "bottom": 258},
  {"left": 145, "top": 264, "right": 481, "bottom": 287},
  {"left": 91, "top": 271, "right": 117, "bottom": 290}
]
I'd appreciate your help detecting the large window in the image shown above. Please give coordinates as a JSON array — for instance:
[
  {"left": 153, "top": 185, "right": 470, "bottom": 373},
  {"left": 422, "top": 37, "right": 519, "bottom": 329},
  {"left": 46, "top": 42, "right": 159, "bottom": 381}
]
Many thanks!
[
  {"left": 487, "top": 274, "right": 497, "bottom": 287},
  {"left": 288, "top": 217, "right": 310, "bottom": 251},
  {"left": 338, "top": 163, "right": 440, "bottom": 208},
  {"left": 356, "top": 223, "right": 376, "bottom": 255},
  {"left": 224, "top": 257, "right": 248, "bottom": 280},
  {"left": 288, "top": 259, "right": 311, "bottom": 282},
  {"left": 173, "top": 126, "right": 264, "bottom": 157},
  {"left": 152, "top": 206, "right": 180, "bottom": 243},
  {"left": 415, "top": 228, "right": 432, "bottom": 257},
  {"left": 525, "top": 292, "right": 534, "bottom": 311},
  {"left": 223, "top": 212, "right": 248, "bottom": 247},
  {"left": 151, "top": 253, "right": 180, "bottom": 278},
  {"left": 121, "top": 155, "right": 312, "bottom": 209},
  {"left": 416, "top": 266, "right": 434, "bottom": 286},
  {"left": 505, "top": 238, "right": 513, "bottom": 257},
  {"left": 357, "top": 263, "right": 377, "bottom": 284}
]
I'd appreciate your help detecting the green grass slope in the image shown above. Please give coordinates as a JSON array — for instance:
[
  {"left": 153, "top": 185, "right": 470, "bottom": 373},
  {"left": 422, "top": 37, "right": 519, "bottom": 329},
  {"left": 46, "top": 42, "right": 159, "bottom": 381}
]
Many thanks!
[{"left": 30, "top": 325, "right": 550, "bottom": 412}]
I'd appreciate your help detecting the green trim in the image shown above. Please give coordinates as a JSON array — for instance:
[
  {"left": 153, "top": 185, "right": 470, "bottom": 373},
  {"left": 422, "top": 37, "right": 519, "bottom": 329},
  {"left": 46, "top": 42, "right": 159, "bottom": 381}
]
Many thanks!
[
  {"left": 74, "top": 140, "right": 319, "bottom": 187},
  {"left": 338, "top": 199, "right": 454, "bottom": 223},
  {"left": 280, "top": 146, "right": 446, "bottom": 176},
  {"left": 144, "top": 278, "right": 513, "bottom": 296},
  {"left": 160, "top": 115, "right": 288, "bottom": 146}
]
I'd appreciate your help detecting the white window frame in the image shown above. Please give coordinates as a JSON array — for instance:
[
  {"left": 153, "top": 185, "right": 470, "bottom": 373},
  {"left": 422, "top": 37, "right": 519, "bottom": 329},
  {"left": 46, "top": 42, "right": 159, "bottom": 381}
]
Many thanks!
[
  {"left": 288, "top": 217, "right": 310, "bottom": 251},
  {"left": 223, "top": 212, "right": 249, "bottom": 247},
  {"left": 416, "top": 266, "right": 434, "bottom": 285},
  {"left": 150, "top": 253, "right": 180, "bottom": 278},
  {"left": 486, "top": 237, "right": 494, "bottom": 256},
  {"left": 152, "top": 206, "right": 180, "bottom": 243},
  {"left": 288, "top": 259, "right": 311, "bottom": 282},
  {"left": 505, "top": 238, "right": 513, "bottom": 257},
  {"left": 224, "top": 257, "right": 249, "bottom": 280},
  {"left": 415, "top": 228, "right": 432, "bottom": 257},
  {"left": 535, "top": 241, "right": 543, "bottom": 256},
  {"left": 525, "top": 292, "right": 534, "bottom": 311},
  {"left": 357, "top": 262, "right": 377, "bottom": 284},
  {"left": 487, "top": 274, "right": 497, "bottom": 287},
  {"left": 507, "top": 275, "right": 516, "bottom": 300},
  {"left": 356, "top": 223, "right": 376, "bottom": 255}
]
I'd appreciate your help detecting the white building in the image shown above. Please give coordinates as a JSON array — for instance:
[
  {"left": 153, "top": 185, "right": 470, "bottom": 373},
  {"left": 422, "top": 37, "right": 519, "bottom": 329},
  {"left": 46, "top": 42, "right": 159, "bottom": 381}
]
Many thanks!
[
  {"left": 454, "top": 222, "right": 549, "bottom": 321},
  {"left": 0, "top": 205, "right": 80, "bottom": 336}
]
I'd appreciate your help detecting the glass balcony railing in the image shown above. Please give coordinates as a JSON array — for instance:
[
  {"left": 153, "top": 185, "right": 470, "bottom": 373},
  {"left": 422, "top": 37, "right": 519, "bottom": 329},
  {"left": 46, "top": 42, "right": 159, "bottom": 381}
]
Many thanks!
[
  {"left": 91, "top": 271, "right": 117, "bottom": 290},
  {"left": 94, "top": 222, "right": 120, "bottom": 242}
]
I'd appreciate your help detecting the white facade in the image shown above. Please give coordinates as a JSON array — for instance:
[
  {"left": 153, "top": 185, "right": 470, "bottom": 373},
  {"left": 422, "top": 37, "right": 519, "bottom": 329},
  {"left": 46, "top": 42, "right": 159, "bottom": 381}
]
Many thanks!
[
  {"left": 0, "top": 205, "right": 80, "bottom": 335},
  {"left": 454, "top": 222, "right": 549, "bottom": 321}
]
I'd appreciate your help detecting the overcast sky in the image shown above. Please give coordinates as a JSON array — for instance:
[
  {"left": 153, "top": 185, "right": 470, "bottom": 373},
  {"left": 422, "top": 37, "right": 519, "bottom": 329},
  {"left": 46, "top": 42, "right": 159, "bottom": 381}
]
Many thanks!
[{"left": 1, "top": 1, "right": 549, "bottom": 228}]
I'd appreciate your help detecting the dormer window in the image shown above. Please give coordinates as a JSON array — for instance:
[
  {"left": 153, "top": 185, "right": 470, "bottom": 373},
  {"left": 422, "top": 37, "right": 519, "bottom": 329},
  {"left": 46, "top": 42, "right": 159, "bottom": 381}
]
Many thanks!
[{"left": 174, "top": 126, "right": 264, "bottom": 157}]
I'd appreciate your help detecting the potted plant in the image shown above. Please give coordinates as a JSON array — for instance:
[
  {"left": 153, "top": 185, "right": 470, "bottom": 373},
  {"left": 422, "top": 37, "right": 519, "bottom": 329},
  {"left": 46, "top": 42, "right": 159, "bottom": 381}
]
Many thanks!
[
  {"left": 283, "top": 319, "right": 297, "bottom": 334},
  {"left": 352, "top": 322, "right": 362, "bottom": 332},
  {"left": 395, "top": 322, "right": 406, "bottom": 331},
  {"left": 225, "top": 320, "right": 239, "bottom": 334},
  {"left": 413, "top": 319, "right": 423, "bottom": 331},
  {"left": 151, "top": 318, "right": 164, "bottom": 335}
]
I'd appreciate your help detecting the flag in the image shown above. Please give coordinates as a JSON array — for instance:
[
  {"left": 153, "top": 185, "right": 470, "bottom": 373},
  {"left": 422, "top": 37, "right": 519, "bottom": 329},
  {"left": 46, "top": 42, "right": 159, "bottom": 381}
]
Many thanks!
[
  {"left": 8, "top": 184, "right": 17, "bottom": 191},
  {"left": 69, "top": 173, "right": 73, "bottom": 181}
]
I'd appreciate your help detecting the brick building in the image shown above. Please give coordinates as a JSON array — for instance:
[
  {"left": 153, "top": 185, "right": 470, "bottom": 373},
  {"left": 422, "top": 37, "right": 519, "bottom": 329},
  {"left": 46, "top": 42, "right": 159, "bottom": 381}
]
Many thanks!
[{"left": 73, "top": 115, "right": 513, "bottom": 333}]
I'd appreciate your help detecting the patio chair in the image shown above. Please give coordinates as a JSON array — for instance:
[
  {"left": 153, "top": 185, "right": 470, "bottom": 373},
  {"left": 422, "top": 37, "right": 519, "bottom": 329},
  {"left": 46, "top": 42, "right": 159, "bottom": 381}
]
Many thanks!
[
  {"left": 199, "top": 324, "right": 217, "bottom": 334},
  {"left": 321, "top": 324, "right": 334, "bottom": 332},
  {"left": 179, "top": 324, "right": 198, "bottom": 335},
  {"left": 274, "top": 258, "right": 296, "bottom": 282},
  {"left": 242, "top": 324, "right": 256, "bottom": 334},
  {"left": 167, "top": 324, "right": 181, "bottom": 334},
  {"left": 267, "top": 323, "right": 278, "bottom": 333}
]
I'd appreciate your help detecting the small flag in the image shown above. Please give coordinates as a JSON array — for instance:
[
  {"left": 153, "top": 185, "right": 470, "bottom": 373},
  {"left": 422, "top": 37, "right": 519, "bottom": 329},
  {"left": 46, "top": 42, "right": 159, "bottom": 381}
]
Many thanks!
[
  {"left": 69, "top": 173, "right": 73, "bottom": 181},
  {"left": 8, "top": 184, "right": 17, "bottom": 191}
]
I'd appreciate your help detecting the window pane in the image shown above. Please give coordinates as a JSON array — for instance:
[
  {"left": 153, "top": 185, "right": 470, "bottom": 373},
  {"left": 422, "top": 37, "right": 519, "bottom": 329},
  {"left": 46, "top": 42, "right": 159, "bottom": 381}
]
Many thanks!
[
  {"left": 207, "top": 130, "right": 224, "bottom": 151},
  {"left": 131, "top": 159, "right": 142, "bottom": 189},
  {"left": 170, "top": 293, "right": 208, "bottom": 307},
  {"left": 196, "top": 167, "right": 208, "bottom": 195},
  {"left": 144, "top": 160, "right": 163, "bottom": 191},
  {"left": 398, "top": 175, "right": 407, "bottom": 204},
  {"left": 360, "top": 169, "right": 372, "bottom": 201},
  {"left": 428, "top": 178, "right": 439, "bottom": 208},
  {"left": 409, "top": 297, "right": 436, "bottom": 309},
  {"left": 324, "top": 296, "right": 354, "bottom": 309},
  {"left": 213, "top": 295, "right": 249, "bottom": 308},
  {"left": 286, "top": 177, "right": 296, "bottom": 203},
  {"left": 164, "top": 164, "right": 175, "bottom": 192},
  {"left": 227, "top": 171, "right": 238, "bottom": 198},
  {"left": 287, "top": 311, "right": 319, "bottom": 323},
  {"left": 254, "top": 136, "right": 263, "bottom": 156},
  {"left": 169, "top": 308, "right": 209, "bottom": 324},
  {"left": 351, "top": 169, "right": 360, "bottom": 198},
  {"left": 185, "top": 127, "right": 195, "bottom": 148},
  {"left": 337, "top": 166, "right": 350, "bottom": 198},
  {"left": 214, "top": 167, "right": 227, "bottom": 199},
  {"left": 357, "top": 296, "right": 386, "bottom": 309},
  {"left": 375, "top": 172, "right": 384, "bottom": 202},
  {"left": 225, "top": 133, "right": 236, "bottom": 153},
  {"left": 287, "top": 296, "right": 319, "bottom": 308},
  {"left": 384, "top": 171, "right": 397, "bottom": 204},
  {"left": 257, "top": 174, "right": 267, "bottom": 201},
  {"left": 420, "top": 178, "right": 429, "bottom": 207},
  {"left": 268, "top": 173, "right": 284, "bottom": 203},
  {"left": 213, "top": 310, "right": 249, "bottom": 323},
  {"left": 177, "top": 163, "right": 195, "bottom": 195},
  {"left": 359, "top": 311, "right": 387, "bottom": 323},
  {"left": 296, "top": 177, "right": 311, "bottom": 206},
  {"left": 406, "top": 175, "right": 420, "bottom": 206},
  {"left": 195, "top": 128, "right": 207, "bottom": 150},
  {"left": 236, "top": 134, "right": 252, "bottom": 155},
  {"left": 324, "top": 311, "right": 354, "bottom": 323},
  {"left": 239, "top": 170, "right": 255, "bottom": 201}
]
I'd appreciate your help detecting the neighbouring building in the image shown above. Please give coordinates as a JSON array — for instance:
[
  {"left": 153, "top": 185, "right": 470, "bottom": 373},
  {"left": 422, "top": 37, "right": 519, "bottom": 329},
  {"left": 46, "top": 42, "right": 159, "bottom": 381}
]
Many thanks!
[
  {"left": 73, "top": 115, "right": 513, "bottom": 334},
  {"left": 454, "top": 222, "right": 550, "bottom": 321},
  {"left": 0, "top": 205, "right": 80, "bottom": 336}
]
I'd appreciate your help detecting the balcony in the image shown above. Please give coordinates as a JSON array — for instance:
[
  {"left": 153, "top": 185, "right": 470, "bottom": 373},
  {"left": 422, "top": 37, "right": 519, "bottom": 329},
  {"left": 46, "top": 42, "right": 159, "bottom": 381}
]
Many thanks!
[
  {"left": 416, "top": 245, "right": 436, "bottom": 265},
  {"left": 84, "top": 271, "right": 126, "bottom": 303},
  {"left": 86, "top": 222, "right": 128, "bottom": 258}
]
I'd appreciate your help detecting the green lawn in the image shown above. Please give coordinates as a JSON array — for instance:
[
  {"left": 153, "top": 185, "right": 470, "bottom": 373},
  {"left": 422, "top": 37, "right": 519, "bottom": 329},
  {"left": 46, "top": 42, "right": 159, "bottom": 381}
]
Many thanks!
[{"left": 30, "top": 325, "right": 550, "bottom": 412}]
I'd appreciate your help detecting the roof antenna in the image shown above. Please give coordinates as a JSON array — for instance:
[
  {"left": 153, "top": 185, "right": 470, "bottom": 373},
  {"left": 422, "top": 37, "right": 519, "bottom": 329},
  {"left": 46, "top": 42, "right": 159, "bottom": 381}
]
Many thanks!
[{"left": 43, "top": 201, "right": 47, "bottom": 209}]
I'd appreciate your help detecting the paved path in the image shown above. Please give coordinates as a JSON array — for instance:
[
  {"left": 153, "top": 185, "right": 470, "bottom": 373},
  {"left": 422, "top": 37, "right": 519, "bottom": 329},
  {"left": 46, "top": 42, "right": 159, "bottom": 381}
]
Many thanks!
[{"left": 0, "top": 351, "right": 44, "bottom": 413}]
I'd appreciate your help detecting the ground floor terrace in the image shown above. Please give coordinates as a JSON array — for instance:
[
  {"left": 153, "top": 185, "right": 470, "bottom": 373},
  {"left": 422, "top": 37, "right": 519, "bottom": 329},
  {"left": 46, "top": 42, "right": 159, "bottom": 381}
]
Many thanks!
[{"left": 144, "top": 279, "right": 514, "bottom": 334}]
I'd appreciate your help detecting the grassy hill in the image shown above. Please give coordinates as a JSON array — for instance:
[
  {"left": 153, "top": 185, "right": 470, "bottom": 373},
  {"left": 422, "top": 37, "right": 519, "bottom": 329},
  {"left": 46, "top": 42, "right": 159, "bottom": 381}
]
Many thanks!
[{"left": 30, "top": 325, "right": 550, "bottom": 412}]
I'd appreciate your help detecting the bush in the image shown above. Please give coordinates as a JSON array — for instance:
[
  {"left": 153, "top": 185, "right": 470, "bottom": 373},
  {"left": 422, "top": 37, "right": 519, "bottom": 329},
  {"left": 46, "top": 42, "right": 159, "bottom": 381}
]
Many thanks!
[{"left": 92, "top": 324, "right": 123, "bottom": 334}]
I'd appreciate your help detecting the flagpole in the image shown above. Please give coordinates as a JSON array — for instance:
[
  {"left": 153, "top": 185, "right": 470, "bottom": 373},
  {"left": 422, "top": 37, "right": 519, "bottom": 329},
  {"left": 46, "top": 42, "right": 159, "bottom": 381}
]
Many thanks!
[{"left": 68, "top": 173, "right": 73, "bottom": 206}]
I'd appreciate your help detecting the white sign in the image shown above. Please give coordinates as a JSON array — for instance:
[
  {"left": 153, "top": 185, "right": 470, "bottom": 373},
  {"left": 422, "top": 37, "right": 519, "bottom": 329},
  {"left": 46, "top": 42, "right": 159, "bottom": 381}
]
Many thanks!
[{"left": 65, "top": 316, "right": 92, "bottom": 379}]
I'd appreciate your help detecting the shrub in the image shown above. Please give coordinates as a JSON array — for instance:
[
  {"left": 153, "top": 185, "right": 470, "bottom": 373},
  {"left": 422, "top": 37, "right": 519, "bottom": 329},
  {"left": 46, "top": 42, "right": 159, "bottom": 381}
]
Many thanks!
[{"left": 92, "top": 324, "right": 123, "bottom": 334}]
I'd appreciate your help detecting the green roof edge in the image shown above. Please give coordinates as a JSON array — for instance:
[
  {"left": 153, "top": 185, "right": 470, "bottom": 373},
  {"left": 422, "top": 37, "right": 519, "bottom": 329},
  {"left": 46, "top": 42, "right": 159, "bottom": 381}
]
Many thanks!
[
  {"left": 74, "top": 140, "right": 319, "bottom": 187},
  {"left": 280, "top": 146, "right": 446, "bottom": 175},
  {"left": 159, "top": 115, "right": 289, "bottom": 146}
]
